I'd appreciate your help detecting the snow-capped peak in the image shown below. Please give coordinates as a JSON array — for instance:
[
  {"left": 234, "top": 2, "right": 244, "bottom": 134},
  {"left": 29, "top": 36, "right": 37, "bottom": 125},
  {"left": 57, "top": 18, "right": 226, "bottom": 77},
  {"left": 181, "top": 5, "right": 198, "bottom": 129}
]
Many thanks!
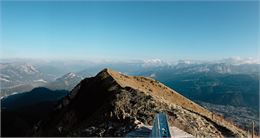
[
  {"left": 60, "top": 72, "right": 80, "bottom": 80},
  {"left": 33, "top": 79, "right": 48, "bottom": 83}
]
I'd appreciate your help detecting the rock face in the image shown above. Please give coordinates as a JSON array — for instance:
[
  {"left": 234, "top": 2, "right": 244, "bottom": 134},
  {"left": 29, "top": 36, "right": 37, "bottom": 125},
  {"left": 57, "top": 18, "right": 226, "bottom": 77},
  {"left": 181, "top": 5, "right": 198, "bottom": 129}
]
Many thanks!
[{"left": 34, "top": 68, "right": 247, "bottom": 137}]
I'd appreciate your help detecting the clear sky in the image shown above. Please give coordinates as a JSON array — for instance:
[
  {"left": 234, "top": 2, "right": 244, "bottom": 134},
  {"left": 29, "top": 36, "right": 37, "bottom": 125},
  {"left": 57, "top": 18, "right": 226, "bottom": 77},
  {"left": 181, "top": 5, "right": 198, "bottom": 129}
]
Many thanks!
[{"left": 1, "top": 1, "right": 259, "bottom": 61}]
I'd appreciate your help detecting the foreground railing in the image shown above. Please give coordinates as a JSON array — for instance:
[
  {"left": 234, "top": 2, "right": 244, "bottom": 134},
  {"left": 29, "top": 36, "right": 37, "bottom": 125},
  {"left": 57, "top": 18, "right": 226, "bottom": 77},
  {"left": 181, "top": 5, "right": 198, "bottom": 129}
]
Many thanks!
[{"left": 151, "top": 112, "right": 172, "bottom": 137}]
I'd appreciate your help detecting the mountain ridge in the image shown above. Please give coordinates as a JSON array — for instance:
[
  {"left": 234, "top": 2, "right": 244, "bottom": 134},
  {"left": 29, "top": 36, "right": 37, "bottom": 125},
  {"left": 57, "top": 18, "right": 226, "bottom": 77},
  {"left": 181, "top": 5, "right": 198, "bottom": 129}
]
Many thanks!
[
  {"left": 34, "top": 68, "right": 247, "bottom": 137},
  {"left": 99, "top": 68, "right": 249, "bottom": 136}
]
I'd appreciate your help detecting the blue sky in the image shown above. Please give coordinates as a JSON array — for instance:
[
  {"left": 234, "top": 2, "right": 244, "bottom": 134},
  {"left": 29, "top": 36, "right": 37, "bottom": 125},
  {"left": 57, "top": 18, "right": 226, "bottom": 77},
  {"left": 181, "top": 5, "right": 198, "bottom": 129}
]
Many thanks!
[{"left": 1, "top": 1, "right": 259, "bottom": 61}]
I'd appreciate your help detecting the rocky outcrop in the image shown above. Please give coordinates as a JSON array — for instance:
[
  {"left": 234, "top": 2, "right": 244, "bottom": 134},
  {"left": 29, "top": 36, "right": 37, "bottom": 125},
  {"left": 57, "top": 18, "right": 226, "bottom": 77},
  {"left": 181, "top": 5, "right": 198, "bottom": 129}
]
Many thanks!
[{"left": 34, "top": 68, "right": 247, "bottom": 137}]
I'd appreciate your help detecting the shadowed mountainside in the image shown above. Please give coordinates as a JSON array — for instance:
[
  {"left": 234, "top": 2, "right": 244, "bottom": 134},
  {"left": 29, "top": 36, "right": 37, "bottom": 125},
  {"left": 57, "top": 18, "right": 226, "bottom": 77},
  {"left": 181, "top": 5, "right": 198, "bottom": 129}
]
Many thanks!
[{"left": 1, "top": 88, "right": 68, "bottom": 136}]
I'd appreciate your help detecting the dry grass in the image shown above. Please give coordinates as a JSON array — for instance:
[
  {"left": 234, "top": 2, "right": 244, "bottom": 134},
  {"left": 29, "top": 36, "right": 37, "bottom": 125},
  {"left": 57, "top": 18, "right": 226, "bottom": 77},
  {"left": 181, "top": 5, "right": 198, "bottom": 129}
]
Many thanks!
[{"left": 105, "top": 68, "right": 247, "bottom": 137}]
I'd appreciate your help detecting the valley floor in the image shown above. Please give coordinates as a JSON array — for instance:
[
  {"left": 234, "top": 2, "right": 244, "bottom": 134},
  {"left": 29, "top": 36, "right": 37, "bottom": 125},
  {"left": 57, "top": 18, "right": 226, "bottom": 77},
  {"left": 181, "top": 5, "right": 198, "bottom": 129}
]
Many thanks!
[{"left": 198, "top": 101, "right": 259, "bottom": 135}]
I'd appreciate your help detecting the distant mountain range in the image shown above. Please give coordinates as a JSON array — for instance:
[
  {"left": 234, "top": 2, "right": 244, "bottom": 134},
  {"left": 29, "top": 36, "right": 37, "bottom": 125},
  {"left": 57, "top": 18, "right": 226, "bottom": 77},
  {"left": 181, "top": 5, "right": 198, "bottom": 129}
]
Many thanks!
[
  {"left": 0, "top": 63, "right": 53, "bottom": 97},
  {"left": 1, "top": 62, "right": 259, "bottom": 107},
  {"left": 1, "top": 62, "right": 259, "bottom": 111},
  {"left": 0, "top": 63, "right": 50, "bottom": 88},
  {"left": 0, "top": 63, "right": 85, "bottom": 97},
  {"left": 135, "top": 63, "right": 259, "bottom": 109},
  {"left": 44, "top": 72, "right": 84, "bottom": 91}
]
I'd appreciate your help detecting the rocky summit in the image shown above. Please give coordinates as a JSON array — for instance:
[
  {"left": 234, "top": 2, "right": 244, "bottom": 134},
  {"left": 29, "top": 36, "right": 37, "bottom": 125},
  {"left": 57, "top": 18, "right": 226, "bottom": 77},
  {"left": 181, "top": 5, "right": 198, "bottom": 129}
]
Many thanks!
[{"left": 34, "top": 68, "right": 247, "bottom": 137}]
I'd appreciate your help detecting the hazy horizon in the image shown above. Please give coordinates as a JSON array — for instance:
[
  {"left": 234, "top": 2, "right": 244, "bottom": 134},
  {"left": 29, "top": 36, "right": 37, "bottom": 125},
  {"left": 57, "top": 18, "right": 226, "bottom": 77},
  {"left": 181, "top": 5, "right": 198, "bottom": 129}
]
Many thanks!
[
  {"left": 1, "top": 56, "right": 259, "bottom": 65},
  {"left": 1, "top": 1, "right": 259, "bottom": 61}
]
